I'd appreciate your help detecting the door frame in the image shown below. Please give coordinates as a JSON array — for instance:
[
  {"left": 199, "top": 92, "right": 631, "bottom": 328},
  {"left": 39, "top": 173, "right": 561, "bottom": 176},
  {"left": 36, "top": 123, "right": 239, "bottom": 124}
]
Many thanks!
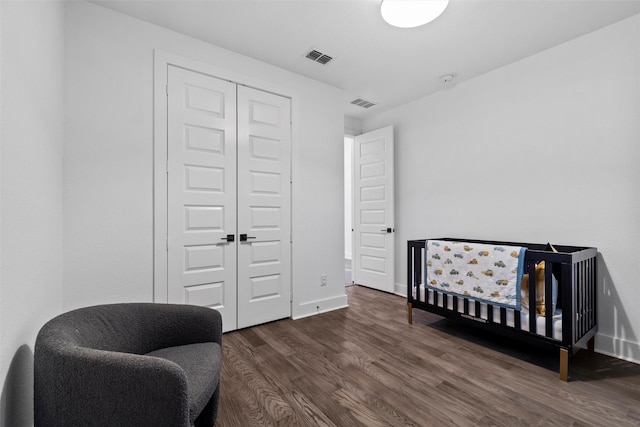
[{"left": 153, "top": 50, "right": 296, "bottom": 308}]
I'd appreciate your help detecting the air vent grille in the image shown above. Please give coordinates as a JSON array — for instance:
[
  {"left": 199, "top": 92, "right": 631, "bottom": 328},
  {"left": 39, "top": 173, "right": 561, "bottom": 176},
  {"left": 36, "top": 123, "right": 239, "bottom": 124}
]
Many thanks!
[
  {"left": 305, "top": 49, "right": 333, "bottom": 65},
  {"left": 350, "top": 98, "right": 377, "bottom": 109}
]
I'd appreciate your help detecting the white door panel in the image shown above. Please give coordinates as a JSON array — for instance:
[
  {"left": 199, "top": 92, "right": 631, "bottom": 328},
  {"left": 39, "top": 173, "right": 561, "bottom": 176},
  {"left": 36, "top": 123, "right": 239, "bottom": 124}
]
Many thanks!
[
  {"left": 237, "top": 85, "right": 291, "bottom": 329},
  {"left": 354, "top": 126, "right": 395, "bottom": 293},
  {"left": 165, "top": 66, "right": 291, "bottom": 332},
  {"left": 167, "top": 66, "right": 238, "bottom": 331}
]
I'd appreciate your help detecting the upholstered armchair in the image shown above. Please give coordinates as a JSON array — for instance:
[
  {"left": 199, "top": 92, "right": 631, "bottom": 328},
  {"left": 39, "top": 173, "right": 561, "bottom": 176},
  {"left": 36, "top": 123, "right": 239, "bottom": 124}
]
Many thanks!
[{"left": 34, "top": 303, "right": 222, "bottom": 427}]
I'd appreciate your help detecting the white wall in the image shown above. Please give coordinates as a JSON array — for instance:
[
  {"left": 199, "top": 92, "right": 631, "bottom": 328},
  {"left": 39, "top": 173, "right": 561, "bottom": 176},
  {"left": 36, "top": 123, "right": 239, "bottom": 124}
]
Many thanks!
[
  {"left": 345, "top": 116, "right": 362, "bottom": 136},
  {"left": 0, "top": 1, "right": 65, "bottom": 425},
  {"left": 362, "top": 15, "right": 640, "bottom": 363},
  {"left": 64, "top": 2, "right": 346, "bottom": 319}
]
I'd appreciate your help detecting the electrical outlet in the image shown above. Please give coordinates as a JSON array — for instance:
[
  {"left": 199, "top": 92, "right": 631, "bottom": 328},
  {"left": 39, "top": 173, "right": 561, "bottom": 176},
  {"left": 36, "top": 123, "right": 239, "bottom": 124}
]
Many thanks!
[{"left": 320, "top": 274, "right": 327, "bottom": 286}]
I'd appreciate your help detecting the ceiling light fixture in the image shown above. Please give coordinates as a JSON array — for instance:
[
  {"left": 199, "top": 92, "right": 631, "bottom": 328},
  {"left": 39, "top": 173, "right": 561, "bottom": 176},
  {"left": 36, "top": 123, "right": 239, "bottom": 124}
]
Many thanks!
[{"left": 380, "top": 0, "right": 449, "bottom": 28}]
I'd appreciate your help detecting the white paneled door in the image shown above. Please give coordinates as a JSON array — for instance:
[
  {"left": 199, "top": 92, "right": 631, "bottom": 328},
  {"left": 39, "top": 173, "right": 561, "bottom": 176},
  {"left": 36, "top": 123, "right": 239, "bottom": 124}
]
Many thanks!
[
  {"left": 166, "top": 65, "right": 291, "bottom": 332},
  {"left": 237, "top": 86, "right": 291, "bottom": 329},
  {"left": 353, "top": 126, "right": 395, "bottom": 293},
  {"left": 167, "top": 66, "right": 238, "bottom": 331}
]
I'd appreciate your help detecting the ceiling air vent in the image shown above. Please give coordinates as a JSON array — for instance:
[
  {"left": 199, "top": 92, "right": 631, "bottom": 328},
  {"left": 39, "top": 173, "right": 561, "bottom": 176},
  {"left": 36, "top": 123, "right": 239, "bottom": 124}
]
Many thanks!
[
  {"left": 305, "top": 49, "right": 333, "bottom": 65},
  {"left": 350, "top": 98, "right": 377, "bottom": 109}
]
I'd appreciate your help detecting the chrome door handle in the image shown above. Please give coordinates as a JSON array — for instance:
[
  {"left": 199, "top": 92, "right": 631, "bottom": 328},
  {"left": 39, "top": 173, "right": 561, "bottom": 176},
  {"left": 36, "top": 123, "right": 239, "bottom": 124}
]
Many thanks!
[
  {"left": 380, "top": 228, "right": 394, "bottom": 233},
  {"left": 220, "top": 234, "right": 235, "bottom": 242},
  {"left": 239, "top": 234, "right": 256, "bottom": 242}
]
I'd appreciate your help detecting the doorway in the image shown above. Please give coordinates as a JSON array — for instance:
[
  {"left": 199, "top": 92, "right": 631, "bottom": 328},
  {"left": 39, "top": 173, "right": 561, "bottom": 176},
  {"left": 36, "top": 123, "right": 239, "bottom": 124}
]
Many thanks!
[{"left": 344, "top": 135, "right": 354, "bottom": 286}]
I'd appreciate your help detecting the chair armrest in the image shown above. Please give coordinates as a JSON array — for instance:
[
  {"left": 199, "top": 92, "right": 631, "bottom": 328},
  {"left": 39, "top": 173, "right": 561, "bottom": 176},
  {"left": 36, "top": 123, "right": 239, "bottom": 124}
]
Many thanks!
[
  {"left": 161, "top": 304, "right": 223, "bottom": 347},
  {"left": 35, "top": 346, "right": 191, "bottom": 427}
]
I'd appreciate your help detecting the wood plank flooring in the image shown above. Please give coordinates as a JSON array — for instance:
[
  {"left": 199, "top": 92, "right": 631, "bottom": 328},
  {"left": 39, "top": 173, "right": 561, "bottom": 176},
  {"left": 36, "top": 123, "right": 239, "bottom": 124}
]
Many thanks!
[{"left": 217, "top": 285, "right": 640, "bottom": 426}]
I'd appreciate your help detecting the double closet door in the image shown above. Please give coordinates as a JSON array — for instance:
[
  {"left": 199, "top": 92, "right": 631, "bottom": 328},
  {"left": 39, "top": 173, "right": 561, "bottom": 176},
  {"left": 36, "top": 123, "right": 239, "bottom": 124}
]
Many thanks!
[{"left": 167, "top": 65, "right": 291, "bottom": 332}]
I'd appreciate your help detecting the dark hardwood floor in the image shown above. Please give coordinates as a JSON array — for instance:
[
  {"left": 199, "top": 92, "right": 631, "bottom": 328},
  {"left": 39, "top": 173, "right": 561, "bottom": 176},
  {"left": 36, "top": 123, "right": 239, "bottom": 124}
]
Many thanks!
[{"left": 217, "top": 285, "right": 640, "bottom": 426}]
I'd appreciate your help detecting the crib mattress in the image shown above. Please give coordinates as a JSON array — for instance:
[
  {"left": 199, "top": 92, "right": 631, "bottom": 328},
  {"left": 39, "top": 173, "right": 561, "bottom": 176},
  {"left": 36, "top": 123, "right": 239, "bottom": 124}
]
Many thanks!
[{"left": 413, "top": 285, "right": 562, "bottom": 341}]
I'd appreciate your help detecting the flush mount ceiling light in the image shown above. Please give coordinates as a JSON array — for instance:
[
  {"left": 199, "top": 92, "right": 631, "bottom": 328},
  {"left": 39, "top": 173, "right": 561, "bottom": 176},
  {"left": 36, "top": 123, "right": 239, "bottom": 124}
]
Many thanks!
[{"left": 381, "top": 0, "right": 449, "bottom": 28}]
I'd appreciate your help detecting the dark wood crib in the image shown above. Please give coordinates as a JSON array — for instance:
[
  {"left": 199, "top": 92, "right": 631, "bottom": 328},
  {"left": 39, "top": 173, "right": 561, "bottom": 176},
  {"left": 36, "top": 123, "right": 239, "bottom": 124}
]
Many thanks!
[{"left": 407, "top": 238, "right": 598, "bottom": 381}]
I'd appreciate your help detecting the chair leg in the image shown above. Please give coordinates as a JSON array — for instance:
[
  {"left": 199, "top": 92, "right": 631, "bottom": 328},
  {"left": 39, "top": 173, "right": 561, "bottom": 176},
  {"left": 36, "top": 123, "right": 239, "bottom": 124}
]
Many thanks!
[
  {"left": 559, "top": 348, "right": 569, "bottom": 382},
  {"left": 407, "top": 303, "right": 413, "bottom": 325}
]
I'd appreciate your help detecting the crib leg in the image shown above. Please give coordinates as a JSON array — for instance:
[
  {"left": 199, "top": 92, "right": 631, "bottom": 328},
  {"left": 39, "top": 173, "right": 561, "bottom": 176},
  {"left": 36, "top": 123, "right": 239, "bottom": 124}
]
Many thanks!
[
  {"left": 407, "top": 303, "right": 413, "bottom": 325},
  {"left": 559, "top": 348, "right": 569, "bottom": 382},
  {"left": 587, "top": 337, "right": 595, "bottom": 352}
]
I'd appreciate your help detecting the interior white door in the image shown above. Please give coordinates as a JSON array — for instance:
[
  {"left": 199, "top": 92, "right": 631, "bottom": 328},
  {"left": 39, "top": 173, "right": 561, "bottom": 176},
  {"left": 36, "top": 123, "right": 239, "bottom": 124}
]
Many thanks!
[
  {"left": 236, "top": 85, "right": 291, "bottom": 329},
  {"left": 353, "top": 126, "right": 395, "bottom": 293},
  {"left": 167, "top": 65, "right": 238, "bottom": 331}
]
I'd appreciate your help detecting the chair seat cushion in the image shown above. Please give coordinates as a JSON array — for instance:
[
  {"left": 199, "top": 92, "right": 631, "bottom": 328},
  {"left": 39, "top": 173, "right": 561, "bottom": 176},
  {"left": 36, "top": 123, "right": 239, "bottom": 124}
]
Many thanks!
[{"left": 146, "top": 342, "right": 221, "bottom": 422}]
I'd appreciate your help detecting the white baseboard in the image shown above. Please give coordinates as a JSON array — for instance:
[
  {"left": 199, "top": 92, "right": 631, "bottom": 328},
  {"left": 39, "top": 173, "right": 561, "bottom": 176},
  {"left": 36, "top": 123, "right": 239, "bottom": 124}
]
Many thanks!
[
  {"left": 293, "top": 294, "right": 349, "bottom": 320},
  {"left": 394, "top": 282, "right": 407, "bottom": 298},
  {"left": 595, "top": 333, "right": 640, "bottom": 365}
]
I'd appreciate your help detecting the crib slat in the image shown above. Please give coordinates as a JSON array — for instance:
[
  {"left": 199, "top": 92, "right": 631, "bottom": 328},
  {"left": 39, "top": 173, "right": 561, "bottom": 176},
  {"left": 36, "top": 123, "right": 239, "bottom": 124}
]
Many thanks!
[
  {"left": 413, "top": 242, "right": 420, "bottom": 301},
  {"left": 579, "top": 260, "right": 585, "bottom": 337},
  {"left": 545, "top": 262, "right": 553, "bottom": 338},
  {"left": 561, "top": 262, "right": 573, "bottom": 346},
  {"left": 579, "top": 261, "right": 584, "bottom": 338},
  {"left": 580, "top": 260, "right": 589, "bottom": 335},
  {"left": 588, "top": 260, "right": 596, "bottom": 328},
  {"left": 590, "top": 258, "right": 596, "bottom": 330},
  {"left": 583, "top": 259, "right": 592, "bottom": 335},
  {"left": 527, "top": 262, "right": 537, "bottom": 334},
  {"left": 408, "top": 242, "right": 413, "bottom": 302}
]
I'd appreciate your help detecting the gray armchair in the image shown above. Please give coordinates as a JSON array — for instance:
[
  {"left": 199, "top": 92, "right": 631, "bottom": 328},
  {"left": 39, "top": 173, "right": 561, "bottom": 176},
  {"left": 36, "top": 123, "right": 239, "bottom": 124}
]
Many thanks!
[{"left": 34, "top": 303, "right": 222, "bottom": 427}]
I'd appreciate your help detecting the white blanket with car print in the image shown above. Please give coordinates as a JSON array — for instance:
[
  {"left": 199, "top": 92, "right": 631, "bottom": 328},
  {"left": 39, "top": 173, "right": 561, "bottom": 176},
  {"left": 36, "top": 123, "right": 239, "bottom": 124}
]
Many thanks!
[{"left": 425, "top": 240, "right": 526, "bottom": 310}]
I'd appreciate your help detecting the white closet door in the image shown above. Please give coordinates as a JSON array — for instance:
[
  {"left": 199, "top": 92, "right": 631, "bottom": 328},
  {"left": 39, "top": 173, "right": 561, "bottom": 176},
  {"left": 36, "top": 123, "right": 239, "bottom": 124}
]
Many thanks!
[
  {"left": 167, "top": 65, "right": 238, "bottom": 332},
  {"left": 237, "top": 86, "right": 291, "bottom": 329}
]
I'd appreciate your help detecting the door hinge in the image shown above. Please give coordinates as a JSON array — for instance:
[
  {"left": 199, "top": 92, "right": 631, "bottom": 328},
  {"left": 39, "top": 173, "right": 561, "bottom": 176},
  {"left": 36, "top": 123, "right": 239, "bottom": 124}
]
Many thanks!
[
  {"left": 165, "top": 161, "right": 169, "bottom": 174},
  {"left": 165, "top": 238, "right": 169, "bottom": 251},
  {"left": 166, "top": 84, "right": 168, "bottom": 97}
]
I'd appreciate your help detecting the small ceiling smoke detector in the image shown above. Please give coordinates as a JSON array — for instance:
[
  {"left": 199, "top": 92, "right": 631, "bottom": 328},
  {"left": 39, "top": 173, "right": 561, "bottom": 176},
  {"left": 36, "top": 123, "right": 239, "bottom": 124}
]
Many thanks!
[
  {"left": 350, "top": 98, "right": 377, "bottom": 109},
  {"left": 305, "top": 49, "right": 333, "bottom": 65},
  {"left": 441, "top": 74, "right": 456, "bottom": 84}
]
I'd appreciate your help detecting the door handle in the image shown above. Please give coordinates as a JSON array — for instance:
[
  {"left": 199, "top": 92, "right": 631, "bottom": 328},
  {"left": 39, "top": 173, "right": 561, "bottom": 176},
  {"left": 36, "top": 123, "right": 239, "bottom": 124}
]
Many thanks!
[
  {"left": 380, "top": 228, "right": 394, "bottom": 233},
  {"left": 220, "top": 234, "right": 235, "bottom": 242},
  {"left": 239, "top": 234, "right": 256, "bottom": 242}
]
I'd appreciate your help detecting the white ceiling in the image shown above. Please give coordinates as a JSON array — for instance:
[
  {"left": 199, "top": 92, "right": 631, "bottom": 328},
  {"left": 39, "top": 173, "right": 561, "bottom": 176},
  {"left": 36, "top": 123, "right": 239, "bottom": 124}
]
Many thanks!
[{"left": 91, "top": 0, "right": 640, "bottom": 119}]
